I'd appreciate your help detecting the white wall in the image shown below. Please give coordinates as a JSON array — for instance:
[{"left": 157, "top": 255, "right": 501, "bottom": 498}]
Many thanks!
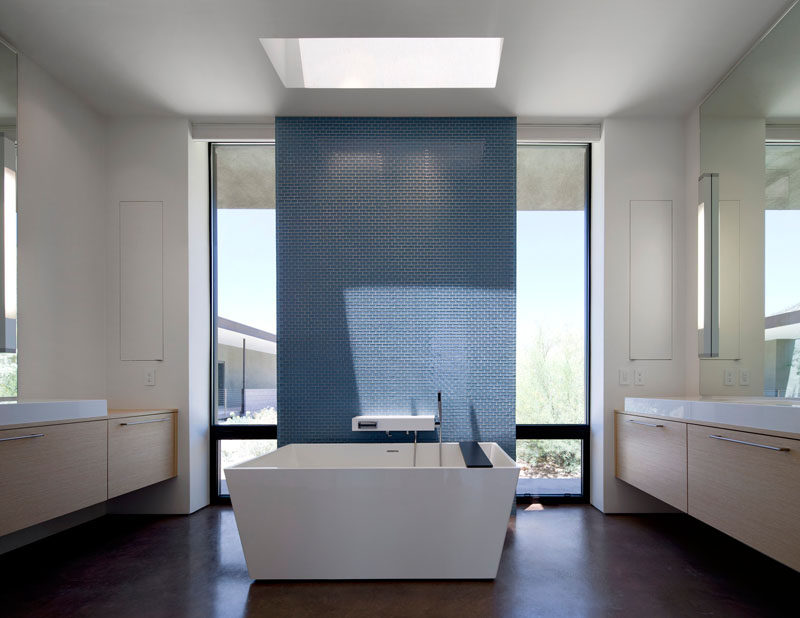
[
  {"left": 589, "top": 133, "right": 606, "bottom": 511},
  {"left": 6, "top": 53, "right": 211, "bottom": 547},
  {"left": 592, "top": 118, "right": 689, "bottom": 513},
  {"left": 13, "top": 73, "right": 210, "bottom": 521},
  {"left": 12, "top": 61, "right": 210, "bottom": 524},
  {"left": 187, "top": 133, "right": 210, "bottom": 513},
  {"left": 684, "top": 109, "right": 701, "bottom": 395},
  {"left": 104, "top": 118, "right": 208, "bottom": 514},
  {"left": 5, "top": 54, "right": 109, "bottom": 552},
  {"left": 17, "top": 55, "right": 107, "bottom": 399}
]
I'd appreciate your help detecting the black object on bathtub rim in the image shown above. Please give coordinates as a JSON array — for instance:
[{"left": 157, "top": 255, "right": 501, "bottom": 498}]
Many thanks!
[{"left": 459, "top": 441, "right": 493, "bottom": 468}]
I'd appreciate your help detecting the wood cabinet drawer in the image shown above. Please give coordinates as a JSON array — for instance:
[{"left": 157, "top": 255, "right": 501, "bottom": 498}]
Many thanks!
[
  {"left": 687, "top": 424, "right": 800, "bottom": 571},
  {"left": 108, "top": 412, "right": 177, "bottom": 498},
  {"left": 0, "top": 420, "right": 107, "bottom": 536},
  {"left": 615, "top": 412, "right": 687, "bottom": 511}
]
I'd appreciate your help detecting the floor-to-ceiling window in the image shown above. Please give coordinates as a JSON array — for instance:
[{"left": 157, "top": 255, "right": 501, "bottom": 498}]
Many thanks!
[
  {"left": 210, "top": 143, "right": 277, "bottom": 501},
  {"left": 764, "top": 143, "right": 800, "bottom": 397},
  {"left": 516, "top": 144, "right": 590, "bottom": 500},
  {"left": 210, "top": 141, "right": 589, "bottom": 500}
]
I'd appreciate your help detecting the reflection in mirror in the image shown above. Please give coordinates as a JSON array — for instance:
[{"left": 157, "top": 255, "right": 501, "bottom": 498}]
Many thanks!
[
  {"left": 697, "top": 175, "right": 742, "bottom": 363},
  {"left": 698, "top": 2, "right": 800, "bottom": 396},
  {"left": 0, "top": 40, "right": 16, "bottom": 398},
  {"left": 764, "top": 144, "right": 800, "bottom": 396}
]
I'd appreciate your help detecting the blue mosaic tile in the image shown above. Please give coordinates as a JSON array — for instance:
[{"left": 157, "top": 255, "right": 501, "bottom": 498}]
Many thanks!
[{"left": 276, "top": 117, "right": 516, "bottom": 457}]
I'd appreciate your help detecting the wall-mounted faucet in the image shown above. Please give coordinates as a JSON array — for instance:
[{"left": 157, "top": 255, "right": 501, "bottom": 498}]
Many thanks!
[
  {"left": 350, "top": 393, "right": 443, "bottom": 466},
  {"left": 351, "top": 415, "right": 434, "bottom": 432}
]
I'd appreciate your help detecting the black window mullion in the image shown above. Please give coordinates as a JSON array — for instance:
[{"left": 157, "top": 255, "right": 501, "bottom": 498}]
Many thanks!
[
  {"left": 211, "top": 424, "right": 277, "bottom": 441},
  {"left": 516, "top": 424, "right": 589, "bottom": 440}
]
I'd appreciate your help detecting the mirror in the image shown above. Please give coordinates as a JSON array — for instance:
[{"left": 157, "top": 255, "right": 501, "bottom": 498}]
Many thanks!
[
  {"left": 0, "top": 39, "right": 16, "bottom": 398},
  {"left": 698, "top": 3, "right": 800, "bottom": 396}
]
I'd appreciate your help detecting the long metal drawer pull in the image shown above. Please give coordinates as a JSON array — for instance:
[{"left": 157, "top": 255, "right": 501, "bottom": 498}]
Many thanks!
[
  {"left": 120, "top": 418, "right": 169, "bottom": 426},
  {"left": 0, "top": 433, "right": 45, "bottom": 443},
  {"left": 708, "top": 434, "right": 789, "bottom": 452},
  {"left": 626, "top": 419, "right": 664, "bottom": 428}
]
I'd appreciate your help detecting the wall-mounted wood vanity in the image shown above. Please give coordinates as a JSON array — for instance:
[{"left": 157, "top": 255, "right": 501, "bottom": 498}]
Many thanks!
[
  {"left": 616, "top": 400, "right": 800, "bottom": 572},
  {"left": 107, "top": 410, "right": 177, "bottom": 499},
  {"left": 0, "top": 408, "right": 177, "bottom": 537}
]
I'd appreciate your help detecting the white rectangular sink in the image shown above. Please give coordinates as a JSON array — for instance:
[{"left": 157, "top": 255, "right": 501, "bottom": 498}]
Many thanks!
[
  {"left": 0, "top": 400, "right": 108, "bottom": 427},
  {"left": 624, "top": 396, "right": 800, "bottom": 435}
]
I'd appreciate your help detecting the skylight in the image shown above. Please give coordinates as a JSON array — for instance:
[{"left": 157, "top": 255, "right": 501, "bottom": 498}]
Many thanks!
[{"left": 260, "top": 37, "right": 504, "bottom": 89}]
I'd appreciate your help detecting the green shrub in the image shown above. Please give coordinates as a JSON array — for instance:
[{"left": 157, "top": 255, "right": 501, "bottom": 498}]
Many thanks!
[
  {"left": 516, "top": 327, "right": 583, "bottom": 478},
  {"left": 0, "top": 354, "right": 17, "bottom": 398}
]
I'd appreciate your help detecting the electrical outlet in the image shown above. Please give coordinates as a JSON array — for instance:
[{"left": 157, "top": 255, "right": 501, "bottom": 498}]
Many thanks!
[
  {"left": 634, "top": 368, "right": 645, "bottom": 386},
  {"left": 724, "top": 368, "right": 736, "bottom": 386},
  {"left": 619, "top": 368, "right": 631, "bottom": 386},
  {"left": 740, "top": 368, "right": 750, "bottom": 386},
  {"left": 145, "top": 368, "right": 156, "bottom": 386}
]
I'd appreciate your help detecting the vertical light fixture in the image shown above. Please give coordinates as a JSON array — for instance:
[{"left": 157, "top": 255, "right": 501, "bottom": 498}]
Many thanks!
[
  {"left": 698, "top": 173, "right": 718, "bottom": 358},
  {"left": 0, "top": 135, "right": 16, "bottom": 354}
]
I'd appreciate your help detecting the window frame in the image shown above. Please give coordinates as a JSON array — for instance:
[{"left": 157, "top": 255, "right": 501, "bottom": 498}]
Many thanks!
[
  {"left": 208, "top": 141, "right": 591, "bottom": 504},
  {"left": 209, "top": 142, "right": 278, "bottom": 505},
  {"left": 515, "top": 143, "right": 591, "bottom": 504}
]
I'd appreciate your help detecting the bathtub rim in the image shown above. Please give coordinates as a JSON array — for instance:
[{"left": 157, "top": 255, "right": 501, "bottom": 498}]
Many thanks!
[{"left": 225, "top": 441, "right": 518, "bottom": 471}]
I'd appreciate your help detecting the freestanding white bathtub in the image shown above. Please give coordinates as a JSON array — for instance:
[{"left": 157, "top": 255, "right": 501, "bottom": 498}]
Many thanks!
[{"left": 226, "top": 442, "right": 519, "bottom": 580}]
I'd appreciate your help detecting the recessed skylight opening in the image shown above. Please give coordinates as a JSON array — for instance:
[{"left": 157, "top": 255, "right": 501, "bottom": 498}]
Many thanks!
[{"left": 260, "top": 37, "right": 503, "bottom": 89}]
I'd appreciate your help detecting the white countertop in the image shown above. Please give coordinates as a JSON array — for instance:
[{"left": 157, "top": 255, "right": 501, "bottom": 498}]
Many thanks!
[
  {"left": 624, "top": 396, "right": 800, "bottom": 435},
  {"left": 0, "top": 399, "right": 108, "bottom": 426}
]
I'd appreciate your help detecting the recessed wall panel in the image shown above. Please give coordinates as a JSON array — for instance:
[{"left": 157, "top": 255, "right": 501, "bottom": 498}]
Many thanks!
[
  {"left": 120, "top": 201, "right": 163, "bottom": 361},
  {"left": 630, "top": 200, "right": 672, "bottom": 360}
]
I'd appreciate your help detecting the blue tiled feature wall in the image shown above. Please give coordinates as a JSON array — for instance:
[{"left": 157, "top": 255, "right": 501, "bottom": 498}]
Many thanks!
[{"left": 276, "top": 117, "right": 516, "bottom": 456}]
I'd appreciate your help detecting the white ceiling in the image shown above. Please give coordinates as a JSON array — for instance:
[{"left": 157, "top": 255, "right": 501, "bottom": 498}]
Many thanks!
[{"left": 0, "top": 0, "right": 792, "bottom": 121}]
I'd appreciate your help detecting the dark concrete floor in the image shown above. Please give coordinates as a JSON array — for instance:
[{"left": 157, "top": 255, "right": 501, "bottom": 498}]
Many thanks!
[{"left": 0, "top": 504, "right": 797, "bottom": 617}]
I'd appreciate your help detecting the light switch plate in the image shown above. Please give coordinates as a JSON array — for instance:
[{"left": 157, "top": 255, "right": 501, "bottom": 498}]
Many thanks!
[
  {"left": 619, "top": 368, "right": 631, "bottom": 386},
  {"left": 724, "top": 368, "right": 736, "bottom": 386},
  {"left": 634, "top": 368, "right": 645, "bottom": 386},
  {"left": 739, "top": 368, "right": 750, "bottom": 386},
  {"left": 145, "top": 368, "right": 156, "bottom": 386}
]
